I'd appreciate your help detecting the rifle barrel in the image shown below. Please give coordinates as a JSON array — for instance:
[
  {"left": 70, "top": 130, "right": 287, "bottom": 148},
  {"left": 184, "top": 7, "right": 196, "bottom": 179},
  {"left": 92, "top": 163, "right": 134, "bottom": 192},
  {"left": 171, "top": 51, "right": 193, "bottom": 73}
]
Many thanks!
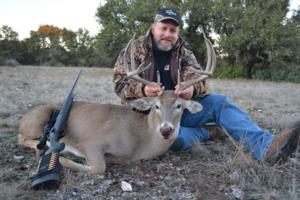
[{"left": 69, "top": 70, "right": 82, "bottom": 94}]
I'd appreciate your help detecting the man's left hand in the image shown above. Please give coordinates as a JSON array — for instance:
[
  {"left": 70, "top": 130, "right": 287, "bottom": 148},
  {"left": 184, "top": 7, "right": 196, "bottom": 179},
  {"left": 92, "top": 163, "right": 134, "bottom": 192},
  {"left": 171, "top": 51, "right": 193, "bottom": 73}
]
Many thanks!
[{"left": 175, "top": 86, "right": 194, "bottom": 100}]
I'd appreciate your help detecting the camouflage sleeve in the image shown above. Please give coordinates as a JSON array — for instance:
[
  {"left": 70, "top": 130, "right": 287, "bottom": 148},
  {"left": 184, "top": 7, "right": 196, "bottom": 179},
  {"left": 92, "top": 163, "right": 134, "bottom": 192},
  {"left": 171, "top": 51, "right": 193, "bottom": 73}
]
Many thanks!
[
  {"left": 113, "top": 48, "right": 145, "bottom": 102},
  {"left": 181, "top": 50, "right": 208, "bottom": 98}
]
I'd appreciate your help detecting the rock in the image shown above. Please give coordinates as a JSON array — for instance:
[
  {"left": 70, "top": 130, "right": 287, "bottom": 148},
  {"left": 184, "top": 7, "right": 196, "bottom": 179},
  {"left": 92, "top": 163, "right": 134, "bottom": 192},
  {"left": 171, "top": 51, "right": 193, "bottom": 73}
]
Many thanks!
[
  {"left": 121, "top": 181, "right": 132, "bottom": 192},
  {"left": 230, "top": 185, "right": 244, "bottom": 199},
  {"left": 13, "top": 155, "right": 24, "bottom": 161}
]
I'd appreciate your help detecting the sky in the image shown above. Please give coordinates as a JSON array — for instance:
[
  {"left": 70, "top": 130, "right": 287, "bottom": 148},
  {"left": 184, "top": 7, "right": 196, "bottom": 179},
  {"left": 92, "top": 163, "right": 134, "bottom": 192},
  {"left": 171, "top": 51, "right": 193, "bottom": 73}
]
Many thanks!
[
  {"left": 0, "top": 0, "right": 104, "bottom": 39},
  {"left": 0, "top": 0, "right": 299, "bottom": 40}
]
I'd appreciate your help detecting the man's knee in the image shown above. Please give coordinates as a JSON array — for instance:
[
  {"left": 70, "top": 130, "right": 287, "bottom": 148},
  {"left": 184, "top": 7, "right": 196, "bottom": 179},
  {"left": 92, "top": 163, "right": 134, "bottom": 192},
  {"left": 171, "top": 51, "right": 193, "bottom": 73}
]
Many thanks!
[{"left": 200, "top": 94, "right": 228, "bottom": 105}]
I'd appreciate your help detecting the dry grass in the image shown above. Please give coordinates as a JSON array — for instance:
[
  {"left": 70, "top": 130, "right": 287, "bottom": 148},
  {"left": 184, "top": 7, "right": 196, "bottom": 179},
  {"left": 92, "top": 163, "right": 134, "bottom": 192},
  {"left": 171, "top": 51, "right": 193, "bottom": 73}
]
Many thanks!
[{"left": 0, "top": 65, "right": 299, "bottom": 199}]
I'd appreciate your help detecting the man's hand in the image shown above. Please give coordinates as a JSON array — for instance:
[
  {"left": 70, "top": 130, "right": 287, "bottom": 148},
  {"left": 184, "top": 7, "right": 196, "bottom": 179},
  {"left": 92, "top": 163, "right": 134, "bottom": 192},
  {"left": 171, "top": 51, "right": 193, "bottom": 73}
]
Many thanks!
[
  {"left": 175, "top": 85, "right": 194, "bottom": 100},
  {"left": 144, "top": 86, "right": 164, "bottom": 97}
]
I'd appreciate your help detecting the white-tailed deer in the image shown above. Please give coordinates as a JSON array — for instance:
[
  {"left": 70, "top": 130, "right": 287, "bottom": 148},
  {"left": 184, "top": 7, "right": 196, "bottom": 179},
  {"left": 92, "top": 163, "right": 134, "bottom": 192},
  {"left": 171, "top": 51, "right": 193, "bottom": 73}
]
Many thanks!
[{"left": 18, "top": 33, "right": 216, "bottom": 174}]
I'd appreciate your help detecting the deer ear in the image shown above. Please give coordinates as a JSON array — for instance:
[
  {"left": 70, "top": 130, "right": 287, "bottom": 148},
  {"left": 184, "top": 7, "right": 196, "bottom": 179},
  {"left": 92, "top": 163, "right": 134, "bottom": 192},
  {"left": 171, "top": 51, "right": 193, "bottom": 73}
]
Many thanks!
[
  {"left": 128, "top": 98, "right": 152, "bottom": 111},
  {"left": 183, "top": 100, "right": 203, "bottom": 113}
]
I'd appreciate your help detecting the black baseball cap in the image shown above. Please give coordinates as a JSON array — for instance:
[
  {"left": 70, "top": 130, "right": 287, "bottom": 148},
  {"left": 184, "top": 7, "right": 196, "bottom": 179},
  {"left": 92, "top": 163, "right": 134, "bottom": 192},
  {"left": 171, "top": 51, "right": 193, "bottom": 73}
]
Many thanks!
[{"left": 154, "top": 8, "right": 182, "bottom": 26}]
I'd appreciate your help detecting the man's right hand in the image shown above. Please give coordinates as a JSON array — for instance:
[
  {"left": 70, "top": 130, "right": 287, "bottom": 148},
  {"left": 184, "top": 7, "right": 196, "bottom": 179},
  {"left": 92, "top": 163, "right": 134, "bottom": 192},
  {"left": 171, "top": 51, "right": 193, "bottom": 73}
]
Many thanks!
[{"left": 144, "top": 86, "right": 164, "bottom": 97}]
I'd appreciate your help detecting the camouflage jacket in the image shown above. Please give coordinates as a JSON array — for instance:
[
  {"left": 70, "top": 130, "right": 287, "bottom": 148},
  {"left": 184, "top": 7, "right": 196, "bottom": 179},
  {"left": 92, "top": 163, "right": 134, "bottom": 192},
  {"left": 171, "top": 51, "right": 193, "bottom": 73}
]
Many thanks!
[{"left": 113, "top": 30, "right": 208, "bottom": 104}]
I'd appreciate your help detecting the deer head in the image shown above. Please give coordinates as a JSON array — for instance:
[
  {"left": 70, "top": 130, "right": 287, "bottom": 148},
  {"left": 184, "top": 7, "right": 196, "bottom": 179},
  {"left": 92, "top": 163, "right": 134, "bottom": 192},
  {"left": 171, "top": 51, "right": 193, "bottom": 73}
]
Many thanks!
[{"left": 128, "top": 91, "right": 202, "bottom": 139}]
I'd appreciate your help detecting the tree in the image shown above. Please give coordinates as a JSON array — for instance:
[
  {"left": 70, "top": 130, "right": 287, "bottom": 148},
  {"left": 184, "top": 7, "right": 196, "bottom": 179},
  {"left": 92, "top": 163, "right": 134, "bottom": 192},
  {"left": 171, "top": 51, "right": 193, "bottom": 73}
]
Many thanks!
[
  {"left": 0, "top": 25, "right": 18, "bottom": 41},
  {"left": 35, "top": 25, "right": 62, "bottom": 49},
  {"left": 182, "top": 0, "right": 215, "bottom": 66},
  {"left": 74, "top": 28, "right": 95, "bottom": 66},
  {"left": 212, "top": 0, "right": 297, "bottom": 78},
  {"left": 29, "top": 25, "right": 65, "bottom": 66},
  {"left": 0, "top": 25, "right": 26, "bottom": 65},
  {"left": 286, "top": 7, "right": 300, "bottom": 64},
  {"left": 26, "top": 25, "right": 95, "bottom": 66},
  {"left": 0, "top": 24, "right": 96, "bottom": 66}
]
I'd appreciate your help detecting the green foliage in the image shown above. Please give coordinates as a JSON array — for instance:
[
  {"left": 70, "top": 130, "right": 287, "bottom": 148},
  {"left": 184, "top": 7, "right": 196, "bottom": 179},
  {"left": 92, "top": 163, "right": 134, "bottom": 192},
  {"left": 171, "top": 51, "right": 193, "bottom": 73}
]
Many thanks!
[
  {"left": 0, "top": 25, "right": 28, "bottom": 66},
  {"left": 0, "top": 57, "right": 20, "bottom": 67},
  {"left": 0, "top": 25, "right": 18, "bottom": 40},
  {"left": 273, "top": 10, "right": 300, "bottom": 64},
  {"left": 24, "top": 26, "right": 96, "bottom": 67},
  {"left": 214, "top": 64, "right": 244, "bottom": 79},
  {"left": 212, "top": 0, "right": 299, "bottom": 79},
  {"left": 181, "top": 0, "right": 215, "bottom": 66},
  {"left": 3, "top": 58, "right": 20, "bottom": 67},
  {"left": 73, "top": 28, "right": 95, "bottom": 66},
  {"left": 35, "top": 47, "right": 66, "bottom": 66},
  {"left": 253, "top": 62, "right": 300, "bottom": 83}
]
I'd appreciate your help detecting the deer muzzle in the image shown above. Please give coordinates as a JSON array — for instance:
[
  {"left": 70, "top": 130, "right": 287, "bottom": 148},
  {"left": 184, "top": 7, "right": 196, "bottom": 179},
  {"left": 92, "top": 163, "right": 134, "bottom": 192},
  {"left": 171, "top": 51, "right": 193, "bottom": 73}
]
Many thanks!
[{"left": 160, "top": 123, "right": 175, "bottom": 140}]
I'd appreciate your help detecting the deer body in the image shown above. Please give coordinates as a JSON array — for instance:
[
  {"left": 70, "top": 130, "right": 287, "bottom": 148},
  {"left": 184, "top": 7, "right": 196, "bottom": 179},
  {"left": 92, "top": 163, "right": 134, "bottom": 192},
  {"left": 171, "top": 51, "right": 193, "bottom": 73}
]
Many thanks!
[
  {"left": 19, "top": 91, "right": 202, "bottom": 174},
  {"left": 19, "top": 33, "right": 215, "bottom": 175}
]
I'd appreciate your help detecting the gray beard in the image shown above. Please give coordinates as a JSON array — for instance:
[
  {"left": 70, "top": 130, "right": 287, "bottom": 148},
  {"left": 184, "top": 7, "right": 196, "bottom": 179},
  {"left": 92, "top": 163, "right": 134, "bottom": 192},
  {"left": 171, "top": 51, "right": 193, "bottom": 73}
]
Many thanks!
[{"left": 155, "top": 42, "right": 173, "bottom": 52}]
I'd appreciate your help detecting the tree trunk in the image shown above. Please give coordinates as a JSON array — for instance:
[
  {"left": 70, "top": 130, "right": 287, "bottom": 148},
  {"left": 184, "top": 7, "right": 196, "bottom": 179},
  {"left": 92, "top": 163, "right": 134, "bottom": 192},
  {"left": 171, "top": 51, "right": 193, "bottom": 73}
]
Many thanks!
[{"left": 243, "top": 59, "right": 256, "bottom": 79}]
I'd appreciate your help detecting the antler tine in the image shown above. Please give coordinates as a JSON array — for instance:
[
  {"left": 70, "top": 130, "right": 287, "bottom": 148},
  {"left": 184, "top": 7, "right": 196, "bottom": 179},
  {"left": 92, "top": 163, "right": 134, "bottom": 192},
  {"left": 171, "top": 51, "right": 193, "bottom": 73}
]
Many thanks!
[
  {"left": 123, "top": 34, "right": 160, "bottom": 87},
  {"left": 123, "top": 34, "right": 135, "bottom": 72},
  {"left": 188, "top": 33, "right": 216, "bottom": 75},
  {"left": 156, "top": 70, "right": 164, "bottom": 96},
  {"left": 177, "top": 69, "right": 181, "bottom": 85},
  {"left": 203, "top": 32, "right": 216, "bottom": 74},
  {"left": 156, "top": 70, "right": 161, "bottom": 86},
  {"left": 175, "top": 32, "right": 216, "bottom": 93},
  {"left": 130, "top": 33, "right": 137, "bottom": 72}
]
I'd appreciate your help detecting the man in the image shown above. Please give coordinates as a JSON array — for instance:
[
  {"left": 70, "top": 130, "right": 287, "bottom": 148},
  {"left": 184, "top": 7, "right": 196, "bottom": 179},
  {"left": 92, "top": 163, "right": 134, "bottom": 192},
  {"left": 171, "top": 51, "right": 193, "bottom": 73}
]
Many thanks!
[{"left": 113, "top": 8, "right": 300, "bottom": 163}]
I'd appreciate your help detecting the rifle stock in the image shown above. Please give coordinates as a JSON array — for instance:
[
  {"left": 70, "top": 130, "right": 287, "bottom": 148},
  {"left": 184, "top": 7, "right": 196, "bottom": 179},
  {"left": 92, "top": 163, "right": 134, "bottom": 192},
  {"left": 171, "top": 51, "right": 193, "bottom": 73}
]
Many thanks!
[{"left": 32, "top": 70, "right": 82, "bottom": 189}]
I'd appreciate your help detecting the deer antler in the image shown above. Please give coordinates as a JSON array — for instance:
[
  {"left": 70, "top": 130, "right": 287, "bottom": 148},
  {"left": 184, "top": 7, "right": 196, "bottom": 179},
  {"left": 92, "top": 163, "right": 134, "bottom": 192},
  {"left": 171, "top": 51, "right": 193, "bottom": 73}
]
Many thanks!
[
  {"left": 124, "top": 34, "right": 161, "bottom": 88},
  {"left": 175, "top": 32, "right": 216, "bottom": 93}
]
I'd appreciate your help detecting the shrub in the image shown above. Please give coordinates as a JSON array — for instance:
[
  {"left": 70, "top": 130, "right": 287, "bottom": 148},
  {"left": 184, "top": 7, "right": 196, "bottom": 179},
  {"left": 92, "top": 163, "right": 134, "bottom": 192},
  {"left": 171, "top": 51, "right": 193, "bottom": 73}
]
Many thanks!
[
  {"left": 2, "top": 58, "right": 20, "bottom": 67},
  {"left": 0, "top": 56, "right": 4, "bottom": 66},
  {"left": 253, "top": 62, "right": 300, "bottom": 83},
  {"left": 214, "top": 64, "right": 244, "bottom": 79}
]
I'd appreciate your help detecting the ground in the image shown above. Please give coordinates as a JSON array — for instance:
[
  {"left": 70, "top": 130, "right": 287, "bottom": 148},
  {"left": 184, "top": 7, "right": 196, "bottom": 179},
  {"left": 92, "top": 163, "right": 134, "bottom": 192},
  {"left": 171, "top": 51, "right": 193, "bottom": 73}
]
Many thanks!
[{"left": 0, "top": 66, "right": 299, "bottom": 200}]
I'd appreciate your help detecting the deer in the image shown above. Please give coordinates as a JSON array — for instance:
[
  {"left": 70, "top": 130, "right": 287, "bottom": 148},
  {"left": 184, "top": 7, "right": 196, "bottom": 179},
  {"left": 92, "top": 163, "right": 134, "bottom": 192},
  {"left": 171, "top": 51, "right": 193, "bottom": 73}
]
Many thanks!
[{"left": 18, "top": 33, "right": 216, "bottom": 175}]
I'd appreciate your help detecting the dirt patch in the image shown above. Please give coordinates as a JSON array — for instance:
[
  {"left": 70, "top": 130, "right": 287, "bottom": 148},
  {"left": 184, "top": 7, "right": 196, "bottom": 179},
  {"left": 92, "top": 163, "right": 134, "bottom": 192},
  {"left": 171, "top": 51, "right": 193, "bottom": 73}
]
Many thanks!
[{"left": 1, "top": 66, "right": 299, "bottom": 199}]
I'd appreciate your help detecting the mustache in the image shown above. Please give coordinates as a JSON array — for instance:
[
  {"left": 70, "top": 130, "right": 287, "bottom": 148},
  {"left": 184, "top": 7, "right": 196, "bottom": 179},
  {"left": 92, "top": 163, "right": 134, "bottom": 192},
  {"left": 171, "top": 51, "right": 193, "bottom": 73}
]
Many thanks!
[{"left": 160, "top": 37, "right": 173, "bottom": 43}]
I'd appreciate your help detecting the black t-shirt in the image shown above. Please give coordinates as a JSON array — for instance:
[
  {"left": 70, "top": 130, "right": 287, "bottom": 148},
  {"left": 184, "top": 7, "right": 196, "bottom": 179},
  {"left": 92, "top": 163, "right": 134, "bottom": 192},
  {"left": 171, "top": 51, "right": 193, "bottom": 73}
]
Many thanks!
[{"left": 153, "top": 48, "right": 175, "bottom": 90}]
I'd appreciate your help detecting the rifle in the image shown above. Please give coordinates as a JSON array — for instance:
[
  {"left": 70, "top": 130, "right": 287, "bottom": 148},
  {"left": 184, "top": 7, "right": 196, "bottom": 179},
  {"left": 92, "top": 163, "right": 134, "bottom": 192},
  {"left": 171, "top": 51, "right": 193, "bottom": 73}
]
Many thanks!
[{"left": 32, "top": 70, "right": 82, "bottom": 189}]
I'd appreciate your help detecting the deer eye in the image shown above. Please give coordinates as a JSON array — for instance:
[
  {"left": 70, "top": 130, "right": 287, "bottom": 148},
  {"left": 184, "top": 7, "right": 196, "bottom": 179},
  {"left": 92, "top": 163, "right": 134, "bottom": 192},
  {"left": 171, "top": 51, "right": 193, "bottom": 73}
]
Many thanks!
[
  {"left": 176, "top": 104, "right": 182, "bottom": 109},
  {"left": 155, "top": 105, "right": 160, "bottom": 109}
]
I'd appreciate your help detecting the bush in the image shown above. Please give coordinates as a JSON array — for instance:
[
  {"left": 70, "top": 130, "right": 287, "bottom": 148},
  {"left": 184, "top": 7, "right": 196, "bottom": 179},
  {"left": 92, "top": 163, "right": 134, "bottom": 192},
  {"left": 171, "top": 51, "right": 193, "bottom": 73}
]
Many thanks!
[
  {"left": 6, "top": 58, "right": 19, "bottom": 67},
  {"left": 0, "top": 57, "right": 4, "bottom": 66},
  {"left": 214, "top": 64, "right": 244, "bottom": 79},
  {"left": 253, "top": 62, "right": 300, "bottom": 83},
  {"left": 0, "top": 58, "right": 20, "bottom": 67}
]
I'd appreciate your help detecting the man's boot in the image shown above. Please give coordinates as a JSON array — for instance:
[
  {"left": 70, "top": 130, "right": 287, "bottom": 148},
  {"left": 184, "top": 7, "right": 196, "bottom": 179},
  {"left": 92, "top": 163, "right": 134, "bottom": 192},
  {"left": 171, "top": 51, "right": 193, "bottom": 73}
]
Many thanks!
[{"left": 265, "top": 122, "right": 300, "bottom": 164}]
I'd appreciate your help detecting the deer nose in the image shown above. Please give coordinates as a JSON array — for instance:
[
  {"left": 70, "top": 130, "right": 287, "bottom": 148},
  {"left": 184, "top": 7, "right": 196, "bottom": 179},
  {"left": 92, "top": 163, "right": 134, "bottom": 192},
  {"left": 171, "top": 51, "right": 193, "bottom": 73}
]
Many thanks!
[{"left": 160, "top": 124, "right": 175, "bottom": 140}]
